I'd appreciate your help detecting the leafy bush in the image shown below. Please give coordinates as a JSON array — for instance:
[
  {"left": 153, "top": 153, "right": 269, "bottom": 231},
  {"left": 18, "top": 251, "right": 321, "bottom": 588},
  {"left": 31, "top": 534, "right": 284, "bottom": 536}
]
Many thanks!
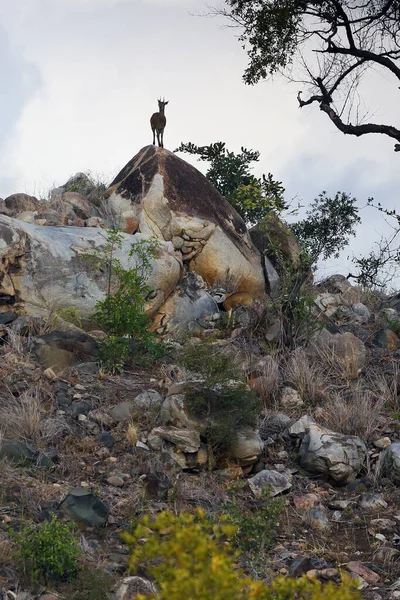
[
  {"left": 86, "top": 230, "right": 165, "bottom": 372},
  {"left": 11, "top": 515, "right": 81, "bottom": 583},
  {"left": 122, "top": 509, "right": 360, "bottom": 600},
  {"left": 181, "top": 341, "right": 260, "bottom": 459},
  {"left": 175, "top": 141, "right": 286, "bottom": 225},
  {"left": 222, "top": 490, "right": 284, "bottom": 557}
]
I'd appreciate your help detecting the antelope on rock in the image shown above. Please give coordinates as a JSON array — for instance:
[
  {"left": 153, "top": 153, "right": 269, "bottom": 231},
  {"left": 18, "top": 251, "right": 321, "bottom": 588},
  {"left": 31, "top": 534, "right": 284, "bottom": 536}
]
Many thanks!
[{"left": 150, "top": 98, "right": 169, "bottom": 148}]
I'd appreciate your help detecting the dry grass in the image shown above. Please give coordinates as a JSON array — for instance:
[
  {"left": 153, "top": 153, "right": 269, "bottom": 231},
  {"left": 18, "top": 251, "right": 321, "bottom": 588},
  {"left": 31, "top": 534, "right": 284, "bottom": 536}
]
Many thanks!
[
  {"left": 368, "top": 368, "right": 399, "bottom": 412},
  {"left": 248, "top": 357, "right": 280, "bottom": 409},
  {"left": 0, "top": 387, "right": 68, "bottom": 445},
  {"left": 173, "top": 473, "right": 226, "bottom": 512},
  {"left": 284, "top": 348, "right": 328, "bottom": 406},
  {"left": 126, "top": 422, "right": 138, "bottom": 445},
  {"left": 320, "top": 391, "right": 385, "bottom": 440},
  {"left": 315, "top": 342, "right": 361, "bottom": 383}
]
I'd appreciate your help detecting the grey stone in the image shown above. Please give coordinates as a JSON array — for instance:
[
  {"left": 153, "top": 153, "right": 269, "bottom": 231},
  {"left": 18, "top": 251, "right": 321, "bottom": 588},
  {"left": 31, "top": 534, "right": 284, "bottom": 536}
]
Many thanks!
[
  {"left": 133, "top": 389, "right": 163, "bottom": 410},
  {"left": 0, "top": 441, "right": 37, "bottom": 465},
  {"left": 383, "top": 443, "right": 400, "bottom": 484},
  {"left": 306, "top": 508, "right": 330, "bottom": 530},
  {"left": 59, "top": 487, "right": 108, "bottom": 527},
  {"left": 151, "top": 426, "right": 201, "bottom": 453},
  {"left": 0, "top": 311, "right": 18, "bottom": 325},
  {"left": 359, "top": 493, "right": 388, "bottom": 510},
  {"left": 248, "top": 469, "right": 292, "bottom": 497},
  {"left": 260, "top": 413, "right": 293, "bottom": 441},
  {"left": 113, "top": 576, "right": 156, "bottom": 600},
  {"left": 110, "top": 402, "right": 133, "bottom": 423},
  {"left": 299, "top": 423, "right": 366, "bottom": 483},
  {"left": 231, "top": 428, "right": 264, "bottom": 465},
  {"left": 352, "top": 302, "right": 371, "bottom": 323}
]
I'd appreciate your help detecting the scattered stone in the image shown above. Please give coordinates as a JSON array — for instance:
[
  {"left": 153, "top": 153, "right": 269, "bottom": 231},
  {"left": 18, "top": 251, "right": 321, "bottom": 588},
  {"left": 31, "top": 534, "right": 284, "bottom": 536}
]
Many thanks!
[
  {"left": 370, "top": 518, "right": 397, "bottom": 533},
  {"left": 374, "top": 437, "right": 391, "bottom": 449},
  {"left": 0, "top": 441, "right": 38, "bottom": 465},
  {"left": 113, "top": 576, "right": 156, "bottom": 600},
  {"left": 0, "top": 310, "right": 18, "bottom": 325},
  {"left": 71, "top": 401, "right": 91, "bottom": 415},
  {"left": 293, "top": 494, "right": 319, "bottom": 511},
  {"left": 136, "top": 441, "right": 150, "bottom": 450},
  {"left": 315, "top": 293, "right": 342, "bottom": 318},
  {"left": 373, "top": 328, "right": 400, "bottom": 350},
  {"left": 230, "top": 428, "right": 264, "bottom": 465},
  {"left": 359, "top": 493, "right": 388, "bottom": 510},
  {"left": 106, "top": 475, "right": 124, "bottom": 487},
  {"left": 306, "top": 508, "right": 330, "bottom": 530},
  {"left": 99, "top": 431, "right": 115, "bottom": 448},
  {"left": 151, "top": 426, "right": 201, "bottom": 453},
  {"left": 248, "top": 469, "right": 292, "bottom": 497},
  {"left": 310, "top": 331, "right": 366, "bottom": 378},
  {"left": 352, "top": 303, "right": 371, "bottom": 323},
  {"left": 347, "top": 561, "right": 380, "bottom": 585},
  {"left": 280, "top": 386, "right": 303, "bottom": 408},
  {"left": 133, "top": 389, "right": 163, "bottom": 410},
  {"left": 110, "top": 401, "right": 134, "bottom": 423},
  {"left": 288, "top": 415, "right": 315, "bottom": 437},
  {"left": 59, "top": 487, "right": 109, "bottom": 528}
]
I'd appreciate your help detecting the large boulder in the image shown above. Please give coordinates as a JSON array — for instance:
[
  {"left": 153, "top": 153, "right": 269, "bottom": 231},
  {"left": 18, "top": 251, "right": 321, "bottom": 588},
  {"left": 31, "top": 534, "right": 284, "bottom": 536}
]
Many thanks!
[
  {"left": 290, "top": 419, "right": 366, "bottom": 484},
  {"left": 104, "top": 146, "right": 270, "bottom": 298},
  {"left": 0, "top": 215, "right": 181, "bottom": 317},
  {"left": 4, "top": 193, "right": 43, "bottom": 216}
]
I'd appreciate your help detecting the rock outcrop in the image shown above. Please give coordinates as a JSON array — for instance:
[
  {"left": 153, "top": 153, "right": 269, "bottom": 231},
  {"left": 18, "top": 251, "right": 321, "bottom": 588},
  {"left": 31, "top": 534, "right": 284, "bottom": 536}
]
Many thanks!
[
  {"left": 0, "top": 215, "right": 181, "bottom": 318},
  {"left": 104, "top": 146, "right": 271, "bottom": 299}
]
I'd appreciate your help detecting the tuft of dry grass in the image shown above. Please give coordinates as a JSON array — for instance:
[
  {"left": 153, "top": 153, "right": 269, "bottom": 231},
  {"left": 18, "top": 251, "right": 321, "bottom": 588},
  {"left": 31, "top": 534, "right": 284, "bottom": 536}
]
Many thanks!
[
  {"left": 320, "top": 391, "right": 385, "bottom": 440},
  {"left": 368, "top": 368, "right": 399, "bottom": 412},
  {"left": 0, "top": 387, "right": 68, "bottom": 445},
  {"left": 284, "top": 348, "right": 328, "bottom": 406},
  {"left": 126, "top": 422, "right": 138, "bottom": 446},
  {"left": 248, "top": 356, "right": 280, "bottom": 409},
  {"left": 315, "top": 342, "right": 361, "bottom": 383}
]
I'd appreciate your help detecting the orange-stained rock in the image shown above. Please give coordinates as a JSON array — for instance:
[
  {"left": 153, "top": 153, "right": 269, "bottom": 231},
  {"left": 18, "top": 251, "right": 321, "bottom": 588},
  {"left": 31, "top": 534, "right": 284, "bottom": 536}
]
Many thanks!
[{"left": 104, "top": 146, "right": 271, "bottom": 299}]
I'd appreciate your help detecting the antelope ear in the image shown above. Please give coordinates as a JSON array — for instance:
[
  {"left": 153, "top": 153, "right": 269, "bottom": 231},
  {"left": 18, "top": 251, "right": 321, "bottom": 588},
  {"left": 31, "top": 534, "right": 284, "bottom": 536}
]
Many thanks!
[{"left": 165, "top": 101, "right": 169, "bottom": 105}]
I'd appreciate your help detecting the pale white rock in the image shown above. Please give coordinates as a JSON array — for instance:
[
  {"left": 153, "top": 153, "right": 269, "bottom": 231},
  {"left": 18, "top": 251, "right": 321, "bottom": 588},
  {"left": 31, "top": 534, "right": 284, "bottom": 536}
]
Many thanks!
[
  {"left": 0, "top": 215, "right": 181, "bottom": 318},
  {"left": 299, "top": 422, "right": 366, "bottom": 483}
]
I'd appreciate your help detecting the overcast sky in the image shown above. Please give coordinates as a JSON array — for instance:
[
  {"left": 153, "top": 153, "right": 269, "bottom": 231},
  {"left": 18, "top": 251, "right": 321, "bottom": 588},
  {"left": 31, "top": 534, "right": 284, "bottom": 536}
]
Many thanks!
[{"left": 0, "top": 0, "right": 399, "bottom": 285}]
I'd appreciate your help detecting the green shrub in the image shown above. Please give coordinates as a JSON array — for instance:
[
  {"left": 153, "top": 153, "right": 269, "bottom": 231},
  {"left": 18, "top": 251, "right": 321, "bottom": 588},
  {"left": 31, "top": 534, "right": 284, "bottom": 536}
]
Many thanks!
[
  {"left": 122, "top": 509, "right": 360, "bottom": 600},
  {"left": 181, "top": 340, "right": 260, "bottom": 459},
  {"left": 11, "top": 515, "right": 81, "bottom": 583},
  {"left": 222, "top": 490, "right": 284, "bottom": 557},
  {"left": 86, "top": 230, "right": 165, "bottom": 373}
]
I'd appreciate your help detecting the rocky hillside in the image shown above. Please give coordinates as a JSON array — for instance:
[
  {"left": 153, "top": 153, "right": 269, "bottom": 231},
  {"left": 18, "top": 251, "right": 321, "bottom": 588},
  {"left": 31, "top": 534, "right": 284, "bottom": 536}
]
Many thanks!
[{"left": 0, "top": 149, "right": 400, "bottom": 599}]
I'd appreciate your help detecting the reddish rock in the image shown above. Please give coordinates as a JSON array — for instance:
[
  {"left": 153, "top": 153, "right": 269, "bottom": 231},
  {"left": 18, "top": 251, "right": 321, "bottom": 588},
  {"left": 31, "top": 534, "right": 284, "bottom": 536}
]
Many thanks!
[
  {"left": 347, "top": 561, "right": 380, "bottom": 585},
  {"left": 293, "top": 493, "right": 319, "bottom": 511}
]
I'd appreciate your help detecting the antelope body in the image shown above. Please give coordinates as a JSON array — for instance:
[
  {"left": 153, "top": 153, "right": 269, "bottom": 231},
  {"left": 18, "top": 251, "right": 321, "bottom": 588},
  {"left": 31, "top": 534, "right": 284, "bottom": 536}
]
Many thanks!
[
  {"left": 150, "top": 98, "right": 169, "bottom": 148},
  {"left": 223, "top": 291, "right": 254, "bottom": 321}
]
